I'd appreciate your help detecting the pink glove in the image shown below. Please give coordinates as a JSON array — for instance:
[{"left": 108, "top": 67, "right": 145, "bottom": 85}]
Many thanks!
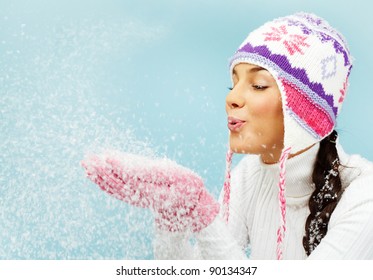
[{"left": 81, "top": 151, "right": 219, "bottom": 232}]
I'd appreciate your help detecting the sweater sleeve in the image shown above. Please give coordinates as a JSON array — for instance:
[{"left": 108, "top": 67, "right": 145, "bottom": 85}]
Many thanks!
[
  {"left": 153, "top": 215, "right": 249, "bottom": 259},
  {"left": 194, "top": 216, "right": 248, "bottom": 259},
  {"left": 153, "top": 229, "right": 200, "bottom": 259},
  {"left": 308, "top": 175, "right": 373, "bottom": 259}
]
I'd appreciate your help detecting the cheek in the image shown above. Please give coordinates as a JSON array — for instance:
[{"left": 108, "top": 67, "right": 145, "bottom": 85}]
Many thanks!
[
  {"left": 250, "top": 97, "right": 284, "bottom": 137},
  {"left": 252, "top": 99, "right": 272, "bottom": 115},
  {"left": 252, "top": 95, "right": 282, "bottom": 115}
]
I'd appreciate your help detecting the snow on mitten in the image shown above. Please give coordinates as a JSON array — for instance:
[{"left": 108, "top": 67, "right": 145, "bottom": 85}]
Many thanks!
[{"left": 81, "top": 151, "right": 220, "bottom": 232}]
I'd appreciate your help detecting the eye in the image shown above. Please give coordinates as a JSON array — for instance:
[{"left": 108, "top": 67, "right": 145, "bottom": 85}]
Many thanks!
[
  {"left": 252, "top": 84, "right": 268, "bottom": 90},
  {"left": 227, "top": 87, "right": 233, "bottom": 91}
]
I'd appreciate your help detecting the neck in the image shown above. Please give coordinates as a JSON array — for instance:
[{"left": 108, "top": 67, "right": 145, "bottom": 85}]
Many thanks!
[{"left": 261, "top": 144, "right": 316, "bottom": 164}]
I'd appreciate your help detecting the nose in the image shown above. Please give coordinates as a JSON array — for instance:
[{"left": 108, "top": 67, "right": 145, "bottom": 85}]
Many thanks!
[{"left": 226, "top": 87, "right": 245, "bottom": 110}]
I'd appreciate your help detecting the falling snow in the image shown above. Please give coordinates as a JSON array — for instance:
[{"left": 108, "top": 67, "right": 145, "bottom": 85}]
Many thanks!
[{"left": 0, "top": 17, "right": 164, "bottom": 259}]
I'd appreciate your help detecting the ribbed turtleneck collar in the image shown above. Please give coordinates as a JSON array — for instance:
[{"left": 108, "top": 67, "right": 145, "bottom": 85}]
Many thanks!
[{"left": 258, "top": 143, "right": 320, "bottom": 198}]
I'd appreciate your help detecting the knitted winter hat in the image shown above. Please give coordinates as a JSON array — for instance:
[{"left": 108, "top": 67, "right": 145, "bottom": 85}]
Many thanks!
[{"left": 223, "top": 12, "right": 353, "bottom": 259}]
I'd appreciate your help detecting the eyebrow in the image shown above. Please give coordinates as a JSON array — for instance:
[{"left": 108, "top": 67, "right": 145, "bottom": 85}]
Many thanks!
[{"left": 232, "top": 66, "right": 267, "bottom": 76}]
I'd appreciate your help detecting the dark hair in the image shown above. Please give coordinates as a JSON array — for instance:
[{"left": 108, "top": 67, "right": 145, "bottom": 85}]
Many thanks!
[{"left": 302, "top": 130, "right": 344, "bottom": 256}]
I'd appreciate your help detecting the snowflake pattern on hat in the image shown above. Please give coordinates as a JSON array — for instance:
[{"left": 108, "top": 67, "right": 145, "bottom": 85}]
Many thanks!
[
  {"left": 321, "top": 55, "right": 337, "bottom": 80},
  {"left": 263, "top": 25, "right": 310, "bottom": 55}
]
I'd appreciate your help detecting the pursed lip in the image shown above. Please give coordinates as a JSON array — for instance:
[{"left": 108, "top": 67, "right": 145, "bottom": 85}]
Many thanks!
[{"left": 227, "top": 116, "right": 246, "bottom": 132}]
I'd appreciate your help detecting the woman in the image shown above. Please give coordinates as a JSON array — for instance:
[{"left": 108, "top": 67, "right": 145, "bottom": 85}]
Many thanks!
[{"left": 82, "top": 12, "right": 373, "bottom": 259}]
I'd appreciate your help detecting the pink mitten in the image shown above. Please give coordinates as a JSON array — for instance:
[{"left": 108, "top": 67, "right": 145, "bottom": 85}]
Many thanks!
[{"left": 81, "top": 151, "right": 219, "bottom": 232}]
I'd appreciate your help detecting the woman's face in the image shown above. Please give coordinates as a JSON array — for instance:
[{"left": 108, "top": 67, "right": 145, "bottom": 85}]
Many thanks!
[{"left": 226, "top": 63, "right": 284, "bottom": 163}]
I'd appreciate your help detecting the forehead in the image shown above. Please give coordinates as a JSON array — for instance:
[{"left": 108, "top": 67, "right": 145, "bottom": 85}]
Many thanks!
[
  {"left": 232, "top": 63, "right": 274, "bottom": 81},
  {"left": 232, "top": 63, "right": 267, "bottom": 75}
]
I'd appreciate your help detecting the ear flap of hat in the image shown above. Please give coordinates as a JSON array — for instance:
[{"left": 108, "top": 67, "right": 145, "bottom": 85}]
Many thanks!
[{"left": 278, "top": 78, "right": 334, "bottom": 154}]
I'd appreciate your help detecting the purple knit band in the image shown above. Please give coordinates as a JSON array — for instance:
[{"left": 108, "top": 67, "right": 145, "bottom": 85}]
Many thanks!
[{"left": 230, "top": 42, "right": 338, "bottom": 117}]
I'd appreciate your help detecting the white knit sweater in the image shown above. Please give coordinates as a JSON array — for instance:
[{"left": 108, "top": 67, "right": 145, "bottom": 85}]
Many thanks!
[{"left": 154, "top": 143, "right": 373, "bottom": 259}]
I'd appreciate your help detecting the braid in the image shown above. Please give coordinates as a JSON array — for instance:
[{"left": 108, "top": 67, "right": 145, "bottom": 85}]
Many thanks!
[{"left": 302, "top": 130, "right": 344, "bottom": 256}]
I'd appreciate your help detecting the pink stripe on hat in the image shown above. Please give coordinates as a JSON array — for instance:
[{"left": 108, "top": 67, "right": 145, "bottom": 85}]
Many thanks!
[{"left": 281, "top": 79, "right": 334, "bottom": 138}]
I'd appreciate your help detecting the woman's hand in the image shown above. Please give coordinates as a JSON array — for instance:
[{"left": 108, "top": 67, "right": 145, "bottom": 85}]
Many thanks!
[{"left": 81, "top": 150, "right": 219, "bottom": 232}]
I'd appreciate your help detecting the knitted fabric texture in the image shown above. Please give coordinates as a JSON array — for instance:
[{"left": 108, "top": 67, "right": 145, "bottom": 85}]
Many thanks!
[{"left": 225, "top": 12, "right": 353, "bottom": 259}]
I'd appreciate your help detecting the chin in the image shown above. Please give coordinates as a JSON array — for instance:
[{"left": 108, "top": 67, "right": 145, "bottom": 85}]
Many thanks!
[
  {"left": 229, "top": 139, "right": 253, "bottom": 154},
  {"left": 229, "top": 133, "right": 266, "bottom": 155}
]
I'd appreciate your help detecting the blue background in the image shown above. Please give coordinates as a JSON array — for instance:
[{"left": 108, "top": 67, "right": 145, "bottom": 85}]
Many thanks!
[{"left": 1, "top": 0, "right": 372, "bottom": 259}]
